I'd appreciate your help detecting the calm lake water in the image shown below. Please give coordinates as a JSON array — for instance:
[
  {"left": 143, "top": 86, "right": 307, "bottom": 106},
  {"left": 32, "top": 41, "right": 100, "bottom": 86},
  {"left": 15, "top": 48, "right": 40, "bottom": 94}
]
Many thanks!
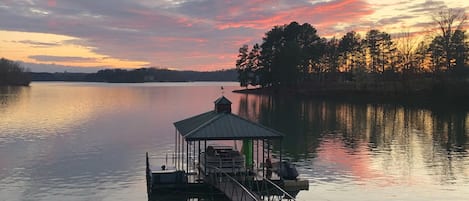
[{"left": 1, "top": 82, "right": 468, "bottom": 201}]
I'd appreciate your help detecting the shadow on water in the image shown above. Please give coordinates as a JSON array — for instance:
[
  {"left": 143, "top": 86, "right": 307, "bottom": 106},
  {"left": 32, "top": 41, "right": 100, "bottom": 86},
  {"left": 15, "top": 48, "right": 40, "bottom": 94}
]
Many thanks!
[{"left": 237, "top": 93, "right": 469, "bottom": 182}]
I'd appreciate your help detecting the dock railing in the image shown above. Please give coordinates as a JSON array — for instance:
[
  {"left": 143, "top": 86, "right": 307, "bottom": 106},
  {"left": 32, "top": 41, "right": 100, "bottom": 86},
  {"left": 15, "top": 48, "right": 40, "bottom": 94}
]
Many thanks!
[
  {"left": 205, "top": 165, "right": 298, "bottom": 201},
  {"left": 206, "top": 165, "right": 260, "bottom": 201},
  {"left": 256, "top": 174, "right": 297, "bottom": 201}
]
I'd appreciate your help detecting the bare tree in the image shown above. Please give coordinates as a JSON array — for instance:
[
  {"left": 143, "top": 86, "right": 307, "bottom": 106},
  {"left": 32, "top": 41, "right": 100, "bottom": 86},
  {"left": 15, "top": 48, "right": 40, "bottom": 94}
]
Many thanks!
[
  {"left": 395, "top": 32, "right": 419, "bottom": 72},
  {"left": 432, "top": 8, "right": 467, "bottom": 70}
]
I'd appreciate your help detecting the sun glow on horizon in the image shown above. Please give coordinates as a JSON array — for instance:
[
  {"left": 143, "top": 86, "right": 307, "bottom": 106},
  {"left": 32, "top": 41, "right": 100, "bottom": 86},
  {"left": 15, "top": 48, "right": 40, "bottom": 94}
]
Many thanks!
[{"left": 0, "top": 30, "right": 149, "bottom": 69}]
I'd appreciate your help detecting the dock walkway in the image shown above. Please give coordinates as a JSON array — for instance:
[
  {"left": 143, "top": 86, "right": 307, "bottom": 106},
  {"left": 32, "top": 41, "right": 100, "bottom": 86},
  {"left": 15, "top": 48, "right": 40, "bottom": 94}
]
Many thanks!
[
  {"left": 209, "top": 178, "right": 261, "bottom": 201},
  {"left": 205, "top": 165, "right": 261, "bottom": 201}
]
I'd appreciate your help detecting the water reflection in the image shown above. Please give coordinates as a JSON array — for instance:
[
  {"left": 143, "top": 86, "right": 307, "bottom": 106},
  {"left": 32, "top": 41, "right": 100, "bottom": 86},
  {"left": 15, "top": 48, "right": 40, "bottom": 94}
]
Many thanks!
[
  {"left": 237, "top": 94, "right": 469, "bottom": 188},
  {"left": 0, "top": 86, "right": 28, "bottom": 106},
  {"left": 1, "top": 82, "right": 468, "bottom": 201},
  {"left": 0, "top": 82, "right": 242, "bottom": 201}
]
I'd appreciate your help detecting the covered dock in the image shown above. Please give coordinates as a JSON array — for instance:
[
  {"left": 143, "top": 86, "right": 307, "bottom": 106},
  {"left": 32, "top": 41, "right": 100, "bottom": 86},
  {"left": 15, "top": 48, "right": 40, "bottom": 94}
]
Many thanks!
[{"left": 146, "top": 96, "right": 308, "bottom": 201}]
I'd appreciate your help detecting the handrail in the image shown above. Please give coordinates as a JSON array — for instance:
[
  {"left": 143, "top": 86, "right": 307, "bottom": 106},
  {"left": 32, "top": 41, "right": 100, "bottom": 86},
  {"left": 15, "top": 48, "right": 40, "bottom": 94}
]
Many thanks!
[
  {"left": 258, "top": 175, "right": 296, "bottom": 201},
  {"left": 206, "top": 165, "right": 260, "bottom": 201}
]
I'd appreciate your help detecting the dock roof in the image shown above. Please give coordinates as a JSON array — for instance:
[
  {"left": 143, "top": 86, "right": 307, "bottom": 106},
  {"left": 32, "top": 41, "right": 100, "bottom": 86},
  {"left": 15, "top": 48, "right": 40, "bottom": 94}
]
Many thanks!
[{"left": 173, "top": 111, "right": 284, "bottom": 141}]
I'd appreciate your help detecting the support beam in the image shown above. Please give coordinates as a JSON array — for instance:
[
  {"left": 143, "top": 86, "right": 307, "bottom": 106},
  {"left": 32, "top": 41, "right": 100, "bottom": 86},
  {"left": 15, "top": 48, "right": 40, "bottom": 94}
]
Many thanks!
[
  {"left": 204, "top": 140, "right": 207, "bottom": 174},
  {"left": 174, "top": 129, "right": 177, "bottom": 166},
  {"left": 256, "top": 140, "right": 259, "bottom": 171},
  {"left": 176, "top": 130, "right": 179, "bottom": 169},
  {"left": 280, "top": 139, "right": 283, "bottom": 180},
  {"left": 198, "top": 141, "right": 201, "bottom": 180},
  {"left": 262, "top": 139, "right": 265, "bottom": 177},
  {"left": 193, "top": 141, "right": 195, "bottom": 172}
]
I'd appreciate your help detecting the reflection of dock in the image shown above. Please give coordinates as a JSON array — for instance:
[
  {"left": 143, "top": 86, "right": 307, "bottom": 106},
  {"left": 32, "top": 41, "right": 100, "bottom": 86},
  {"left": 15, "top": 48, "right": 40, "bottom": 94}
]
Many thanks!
[{"left": 146, "top": 96, "right": 308, "bottom": 201}]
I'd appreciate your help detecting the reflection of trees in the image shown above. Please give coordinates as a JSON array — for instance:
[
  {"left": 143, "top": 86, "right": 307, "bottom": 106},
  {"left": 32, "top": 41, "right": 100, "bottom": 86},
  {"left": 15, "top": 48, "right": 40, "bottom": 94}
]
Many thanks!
[
  {"left": 0, "top": 86, "right": 26, "bottom": 107},
  {"left": 237, "top": 94, "right": 322, "bottom": 161},
  {"left": 237, "top": 94, "right": 469, "bottom": 181},
  {"left": 425, "top": 110, "right": 468, "bottom": 183}
]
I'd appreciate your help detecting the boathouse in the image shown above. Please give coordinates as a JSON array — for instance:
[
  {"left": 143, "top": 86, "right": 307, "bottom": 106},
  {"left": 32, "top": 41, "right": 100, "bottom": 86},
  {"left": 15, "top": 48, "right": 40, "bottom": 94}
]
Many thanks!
[{"left": 146, "top": 96, "right": 307, "bottom": 201}]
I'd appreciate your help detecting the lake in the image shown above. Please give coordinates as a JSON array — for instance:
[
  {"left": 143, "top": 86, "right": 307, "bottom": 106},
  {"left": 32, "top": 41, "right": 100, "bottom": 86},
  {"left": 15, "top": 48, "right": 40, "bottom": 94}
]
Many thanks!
[{"left": 1, "top": 82, "right": 468, "bottom": 201}]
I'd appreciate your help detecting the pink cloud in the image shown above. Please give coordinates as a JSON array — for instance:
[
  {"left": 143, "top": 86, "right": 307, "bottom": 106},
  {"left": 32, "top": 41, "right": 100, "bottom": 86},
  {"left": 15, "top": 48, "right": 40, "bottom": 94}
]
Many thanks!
[
  {"left": 150, "top": 36, "right": 208, "bottom": 44},
  {"left": 215, "top": 0, "right": 373, "bottom": 34},
  {"left": 48, "top": 0, "right": 56, "bottom": 7}
]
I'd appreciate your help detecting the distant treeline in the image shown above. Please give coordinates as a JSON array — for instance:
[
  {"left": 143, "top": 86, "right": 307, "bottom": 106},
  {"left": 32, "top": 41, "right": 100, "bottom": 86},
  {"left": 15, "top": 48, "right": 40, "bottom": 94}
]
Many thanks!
[
  {"left": 32, "top": 68, "right": 237, "bottom": 83},
  {"left": 0, "top": 58, "right": 31, "bottom": 86},
  {"left": 235, "top": 9, "right": 469, "bottom": 101}
]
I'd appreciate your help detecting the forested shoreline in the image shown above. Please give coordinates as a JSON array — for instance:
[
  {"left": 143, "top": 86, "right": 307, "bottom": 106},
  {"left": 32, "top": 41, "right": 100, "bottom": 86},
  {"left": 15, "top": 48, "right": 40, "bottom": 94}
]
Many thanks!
[
  {"left": 31, "top": 68, "right": 237, "bottom": 83},
  {"left": 234, "top": 9, "right": 469, "bottom": 102},
  {"left": 1, "top": 57, "right": 236, "bottom": 84}
]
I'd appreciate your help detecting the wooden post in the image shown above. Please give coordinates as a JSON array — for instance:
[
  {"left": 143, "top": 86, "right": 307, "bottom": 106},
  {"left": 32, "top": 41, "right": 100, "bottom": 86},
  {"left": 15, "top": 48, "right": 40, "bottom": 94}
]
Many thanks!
[{"left": 146, "top": 152, "right": 151, "bottom": 201}]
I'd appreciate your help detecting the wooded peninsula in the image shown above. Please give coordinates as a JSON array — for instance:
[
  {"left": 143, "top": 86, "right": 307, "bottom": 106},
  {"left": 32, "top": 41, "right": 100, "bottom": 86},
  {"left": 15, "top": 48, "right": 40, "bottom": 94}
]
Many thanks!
[
  {"left": 0, "top": 58, "right": 31, "bottom": 86},
  {"left": 234, "top": 9, "right": 469, "bottom": 103}
]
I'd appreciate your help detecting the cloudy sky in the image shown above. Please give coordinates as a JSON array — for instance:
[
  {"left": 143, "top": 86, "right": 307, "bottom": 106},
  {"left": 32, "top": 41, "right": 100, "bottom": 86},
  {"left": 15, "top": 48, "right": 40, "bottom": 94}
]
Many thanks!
[{"left": 0, "top": 0, "right": 468, "bottom": 72}]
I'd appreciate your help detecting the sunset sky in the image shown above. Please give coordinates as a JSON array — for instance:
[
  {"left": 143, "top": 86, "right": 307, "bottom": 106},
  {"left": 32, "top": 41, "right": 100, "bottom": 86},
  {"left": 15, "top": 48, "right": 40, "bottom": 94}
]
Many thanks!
[{"left": 0, "top": 0, "right": 468, "bottom": 72}]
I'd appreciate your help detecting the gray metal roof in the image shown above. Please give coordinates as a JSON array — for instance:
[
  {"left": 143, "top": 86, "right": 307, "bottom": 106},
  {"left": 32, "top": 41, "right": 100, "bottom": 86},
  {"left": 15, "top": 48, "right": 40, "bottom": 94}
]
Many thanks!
[{"left": 173, "top": 111, "right": 283, "bottom": 141}]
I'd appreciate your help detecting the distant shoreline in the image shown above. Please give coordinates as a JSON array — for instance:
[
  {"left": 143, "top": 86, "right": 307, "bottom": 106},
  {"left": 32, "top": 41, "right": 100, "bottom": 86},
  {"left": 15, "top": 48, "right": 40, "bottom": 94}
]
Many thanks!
[{"left": 30, "top": 69, "right": 237, "bottom": 83}]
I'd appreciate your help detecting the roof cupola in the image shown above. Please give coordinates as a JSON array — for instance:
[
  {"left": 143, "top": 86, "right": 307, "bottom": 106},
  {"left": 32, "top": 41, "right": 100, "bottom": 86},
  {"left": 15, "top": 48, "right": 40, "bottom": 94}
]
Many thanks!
[{"left": 214, "top": 96, "right": 232, "bottom": 113}]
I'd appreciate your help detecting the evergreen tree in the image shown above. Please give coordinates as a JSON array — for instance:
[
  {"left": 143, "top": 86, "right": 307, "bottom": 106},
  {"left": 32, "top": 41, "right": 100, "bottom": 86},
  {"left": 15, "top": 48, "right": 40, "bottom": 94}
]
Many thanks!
[{"left": 235, "top": 45, "right": 250, "bottom": 88}]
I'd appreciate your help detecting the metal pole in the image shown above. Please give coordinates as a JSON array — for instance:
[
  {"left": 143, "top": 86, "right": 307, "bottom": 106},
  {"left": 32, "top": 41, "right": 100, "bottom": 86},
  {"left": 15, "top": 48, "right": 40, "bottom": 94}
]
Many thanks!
[
  {"left": 198, "top": 141, "right": 201, "bottom": 180},
  {"left": 176, "top": 131, "right": 179, "bottom": 169},
  {"left": 186, "top": 140, "right": 189, "bottom": 173},
  {"left": 182, "top": 137, "right": 185, "bottom": 172},
  {"left": 279, "top": 139, "right": 283, "bottom": 180},
  {"left": 204, "top": 140, "right": 207, "bottom": 175},
  {"left": 178, "top": 133, "right": 181, "bottom": 170},
  {"left": 256, "top": 139, "right": 259, "bottom": 171},
  {"left": 193, "top": 141, "right": 195, "bottom": 172},
  {"left": 174, "top": 129, "right": 177, "bottom": 166},
  {"left": 267, "top": 139, "right": 270, "bottom": 178},
  {"left": 251, "top": 138, "right": 254, "bottom": 171},
  {"left": 267, "top": 140, "right": 270, "bottom": 161},
  {"left": 262, "top": 139, "right": 265, "bottom": 177}
]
